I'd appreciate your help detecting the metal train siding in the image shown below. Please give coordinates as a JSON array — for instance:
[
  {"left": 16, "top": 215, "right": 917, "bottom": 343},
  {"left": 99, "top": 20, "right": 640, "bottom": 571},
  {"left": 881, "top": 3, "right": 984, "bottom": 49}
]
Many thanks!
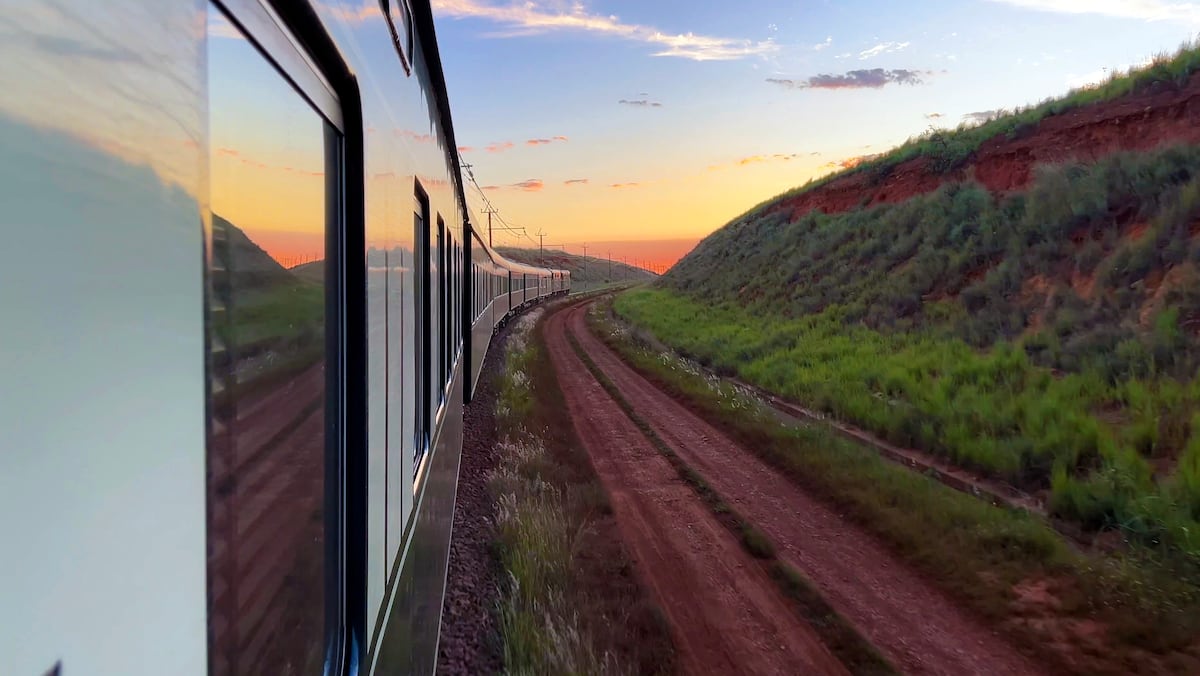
[{"left": 0, "top": 1, "right": 568, "bottom": 674}]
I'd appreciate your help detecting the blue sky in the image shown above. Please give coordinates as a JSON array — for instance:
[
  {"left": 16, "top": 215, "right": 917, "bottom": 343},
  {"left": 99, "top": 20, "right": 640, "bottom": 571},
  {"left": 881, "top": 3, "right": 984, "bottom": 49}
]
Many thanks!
[{"left": 428, "top": 0, "right": 1199, "bottom": 263}]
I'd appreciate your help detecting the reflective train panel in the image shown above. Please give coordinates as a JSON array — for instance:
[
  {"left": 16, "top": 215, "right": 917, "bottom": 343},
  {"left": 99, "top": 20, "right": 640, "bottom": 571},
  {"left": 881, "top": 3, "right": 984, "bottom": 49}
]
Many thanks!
[{"left": 0, "top": 1, "right": 567, "bottom": 674}]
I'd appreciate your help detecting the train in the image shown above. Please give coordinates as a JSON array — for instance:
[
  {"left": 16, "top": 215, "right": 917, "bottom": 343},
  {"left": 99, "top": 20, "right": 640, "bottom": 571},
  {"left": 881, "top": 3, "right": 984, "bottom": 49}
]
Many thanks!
[{"left": 0, "top": 0, "right": 568, "bottom": 674}]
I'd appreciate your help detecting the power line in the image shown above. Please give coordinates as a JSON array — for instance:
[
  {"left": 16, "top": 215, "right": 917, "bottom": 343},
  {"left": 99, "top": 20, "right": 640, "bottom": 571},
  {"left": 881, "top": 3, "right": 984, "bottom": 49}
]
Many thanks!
[{"left": 461, "top": 160, "right": 542, "bottom": 250}]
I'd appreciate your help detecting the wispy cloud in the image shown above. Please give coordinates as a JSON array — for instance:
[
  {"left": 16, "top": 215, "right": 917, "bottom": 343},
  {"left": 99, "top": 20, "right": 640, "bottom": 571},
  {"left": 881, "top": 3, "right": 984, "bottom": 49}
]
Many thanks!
[
  {"left": 767, "top": 68, "right": 931, "bottom": 90},
  {"left": 859, "top": 41, "right": 911, "bottom": 60},
  {"left": 526, "top": 135, "right": 569, "bottom": 146},
  {"left": 486, "top": 141, "right": 515, "bottom": 153},
  {"left": 564, "top": 178, "right": 589, "bottom": 185},
  {"left": 619, "top": 99, "right": 664, "bottom": 107},
  {"left": 813, "top": 35, "right": 833, "bottom": 51},
  {"left": 707, "top": 153, "right": 808, "bottom": 171},
  {"left": 458, "top": 145, "right": 474, "bottom": 153},
  {"left": 512, "top": 178, "right": 544, "bottom": 191},
  {"left": 321, "top": 2, "right": 384, "bottom": 23},
  {"left": 985, "top": 0, "right": 1200, "bottom": 24},
  {"left": 431, "top": 0, "right": 778, "bottom": 61},
  {"left": 610, "top": 182, "right": 641, "bottom": 189},
  {"left": 482, "top": 178, "right": 545, "bottom": 191},
  {"left": 925, "top": 112, "right": 945, "bottom": 119}
]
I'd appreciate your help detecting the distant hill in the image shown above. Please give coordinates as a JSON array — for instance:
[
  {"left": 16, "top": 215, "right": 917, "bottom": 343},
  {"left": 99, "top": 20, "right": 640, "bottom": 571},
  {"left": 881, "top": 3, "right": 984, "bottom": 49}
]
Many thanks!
[
  {"left": 213, "top": 213, "right": 296, "bottom": 289},
  {"left": 495, "top": 246, "right": 656, "bottom": 289},
  {"left": 290, "top": 260, "right": 324, "bottom": 283}
]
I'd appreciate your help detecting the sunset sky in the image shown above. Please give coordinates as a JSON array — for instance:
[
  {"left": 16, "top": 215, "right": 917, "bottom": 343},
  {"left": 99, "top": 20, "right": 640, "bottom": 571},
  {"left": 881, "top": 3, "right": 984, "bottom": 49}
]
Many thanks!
[{"left": 431, "top": 0, "right": 1199, "bottom": 268}]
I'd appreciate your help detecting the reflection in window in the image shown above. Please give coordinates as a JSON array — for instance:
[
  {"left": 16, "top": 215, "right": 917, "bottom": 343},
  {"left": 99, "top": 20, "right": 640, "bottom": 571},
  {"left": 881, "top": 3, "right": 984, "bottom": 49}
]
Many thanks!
[{"left": 206, "top": 7, "right": 329, "bottom": 674}]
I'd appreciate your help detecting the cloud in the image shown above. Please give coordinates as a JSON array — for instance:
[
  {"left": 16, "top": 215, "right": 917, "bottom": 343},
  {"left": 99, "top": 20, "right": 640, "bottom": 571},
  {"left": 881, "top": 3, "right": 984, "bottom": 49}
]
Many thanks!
[
  {"left": 526, "top": 136, "right": 569, "bottom": 146},
  {"left": 707, "top": 153, "right": 809, "bottom": 171},
  {"left": 767, "top": 68, "right": 931, "bottom": 90},
  {"left": 395, "top": 129, "right": 434, "bottom": 144},
  {"left": 610, "top": 182, "right": 641, "bottom": 189},
  {"left": 985, "top": 0, "right": 1200, "bottom": 24},
  {"left": 481, "top": 184, "right": 501, "bottom": 191},
  {"left": 924, "top": 112, "right": 945, "bottom": 120},
  {"left": 512, "top": 178, "right": 544, "bottom": 191},
  {"left": 963, "top": 110, "right": 1002, "bottom": 124},
  {"left": 486, "top": 141, "right": 515, "bottom": 153},
  {"left": 458, "top": 145, "right": 474, "bottom": 153},
  {"left": 564, "top": 178, "right": 589, "bottom": 185},
  {"left": 431, "top": 0, "right": 778, "bottom": 61},
  {"left": 619, "top": 99, "right": 663, "bottom": 107},
  {"left": 859, "top": 41, "right": 911, "bottom": 60},
  {"left": 322, "top": 2, "right": 384, "bottom": 23},
  {"left": 813, "top": 35, "right": 833, "bottom": 51}
]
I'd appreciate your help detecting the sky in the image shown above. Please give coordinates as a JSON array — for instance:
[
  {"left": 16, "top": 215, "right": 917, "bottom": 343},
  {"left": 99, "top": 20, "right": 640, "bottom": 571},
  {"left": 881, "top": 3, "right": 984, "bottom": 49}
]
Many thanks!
[{"left": 432, "top": 0, "right": 1200, "bottom": 268}]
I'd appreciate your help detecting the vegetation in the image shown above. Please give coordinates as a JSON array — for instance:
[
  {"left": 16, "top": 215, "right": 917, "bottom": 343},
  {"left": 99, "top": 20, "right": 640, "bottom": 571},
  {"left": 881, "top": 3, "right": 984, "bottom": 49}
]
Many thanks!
[
  {"left": 491, "top": 309, "right": 675, "bottom": 675},
  {"left": 593, "top": 298, "right": 1200, "bottom": 672},
  {"left": 731, "top": 39, "right": 1200, "bottom": 224},
  {"left": 657, "top": 142, "right": 1200, "bottom": 559}
]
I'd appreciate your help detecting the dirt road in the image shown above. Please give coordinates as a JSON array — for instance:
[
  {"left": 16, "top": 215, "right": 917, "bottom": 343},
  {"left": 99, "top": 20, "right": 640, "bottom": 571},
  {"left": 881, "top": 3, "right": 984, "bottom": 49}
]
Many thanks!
[
  {"left": 548, "top": 301, "right": 1044, "bottom": 676},
  {"left": 543, "top": 303, "right": 848, "bottom": 676}
]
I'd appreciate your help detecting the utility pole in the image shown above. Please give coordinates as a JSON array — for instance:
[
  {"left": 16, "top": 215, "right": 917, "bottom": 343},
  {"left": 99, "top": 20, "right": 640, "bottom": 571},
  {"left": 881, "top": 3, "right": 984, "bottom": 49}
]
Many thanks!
[
  {"left": 607, "top": 250, "right": 612, "bottom": 282},
  {"left": 581, "top": 243, "right": 588, "bottom": 287},
  {"left": 482, "top": 206, "right": 498, "bottom": 247},
  {"left": 536, "top": 229, "right": 545, "bottom": 266}
]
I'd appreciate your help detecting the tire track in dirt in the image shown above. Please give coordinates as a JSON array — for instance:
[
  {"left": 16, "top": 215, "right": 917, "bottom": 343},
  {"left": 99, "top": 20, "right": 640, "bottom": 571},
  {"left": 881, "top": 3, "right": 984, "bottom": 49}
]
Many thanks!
[
  {"left": 543, "top": 303, "right": 848, "bottom": 676},
  {"left": 567, "top": 304, "right": 1043, "bottom": 676}
]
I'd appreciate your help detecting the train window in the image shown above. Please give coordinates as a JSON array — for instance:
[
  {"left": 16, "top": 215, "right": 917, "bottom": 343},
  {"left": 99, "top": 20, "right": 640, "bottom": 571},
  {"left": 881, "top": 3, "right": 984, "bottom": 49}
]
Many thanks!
[
  {"left": 437, "top": 215, "right": 447, "bottom": 401},
  {"left": 384, "top": 0, "right": 414, "bottom": 76},
  {"left": 206, "top": 4, "right": 341, "bottom": 674},
  {"left": 414, "top": 185, "right": 431, "bottom": 474}
]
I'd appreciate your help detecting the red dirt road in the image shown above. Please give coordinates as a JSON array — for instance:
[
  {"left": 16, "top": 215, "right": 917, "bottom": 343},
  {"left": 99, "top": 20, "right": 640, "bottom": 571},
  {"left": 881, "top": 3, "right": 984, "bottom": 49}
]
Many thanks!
[
  {"left": 555, "top": 302, "right": 1045, "bottom": 676},
  {"left": 543, "top": 303, "right": 849, "bottom": 676}
]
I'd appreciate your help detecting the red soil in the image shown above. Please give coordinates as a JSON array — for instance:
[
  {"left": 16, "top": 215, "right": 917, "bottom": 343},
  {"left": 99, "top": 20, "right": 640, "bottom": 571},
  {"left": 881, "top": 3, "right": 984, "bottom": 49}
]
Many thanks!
[
  {"left": 776, "top": 74, "right": 1200, "bottom": 221},
  {"left": 543, "top": 304, "right": 848, "bottom": 675},
  {"left": 562, "top": 304, "right": 1042, "bottom": 676}
]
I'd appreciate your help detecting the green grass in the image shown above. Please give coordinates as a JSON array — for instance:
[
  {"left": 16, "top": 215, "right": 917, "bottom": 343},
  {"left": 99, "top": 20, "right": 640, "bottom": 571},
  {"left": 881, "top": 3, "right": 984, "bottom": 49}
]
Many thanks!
[
  {"left": 596, "top": 297, "right": 1200, "bottom": 672},
  {"left": 564, "top": 319, "right": 895, "bottom": 676},
  {"left": 226, "top": 279, "right": 324, "bottom": 348},
  {"left": 617, "top": 286, "right": 1200, "bottom": 559},
  {"left": 491, "top": 308, "right": 675, "bottom": 675}
]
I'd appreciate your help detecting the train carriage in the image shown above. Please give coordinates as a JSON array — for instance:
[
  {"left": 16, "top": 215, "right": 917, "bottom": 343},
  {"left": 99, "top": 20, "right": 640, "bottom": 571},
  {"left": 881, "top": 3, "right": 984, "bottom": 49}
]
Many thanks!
[{"left": 0, "top": 1, "right": 567, "bottom": 674}]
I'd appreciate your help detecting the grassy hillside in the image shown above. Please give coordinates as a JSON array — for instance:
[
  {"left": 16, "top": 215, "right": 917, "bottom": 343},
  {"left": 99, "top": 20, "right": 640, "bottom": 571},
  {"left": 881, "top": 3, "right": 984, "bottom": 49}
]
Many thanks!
[
  {"left": 632, "top": 45, "right": 1200, "bottom": 563},
  {"left": 495, "top": 246, "right": 656, "bottom": 291}
]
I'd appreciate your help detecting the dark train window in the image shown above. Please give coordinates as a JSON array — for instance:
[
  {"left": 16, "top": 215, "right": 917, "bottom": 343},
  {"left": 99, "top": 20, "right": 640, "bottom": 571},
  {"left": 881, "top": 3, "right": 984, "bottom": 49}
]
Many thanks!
[
  {"left": 437, "top": 215, "right": 447, "bottom": 402},
  {"left": 414, "top": 185, "right": 431, "bottom": 473},
  {"left": 206, "top": 4, "right": 341, "bottom": 674}
]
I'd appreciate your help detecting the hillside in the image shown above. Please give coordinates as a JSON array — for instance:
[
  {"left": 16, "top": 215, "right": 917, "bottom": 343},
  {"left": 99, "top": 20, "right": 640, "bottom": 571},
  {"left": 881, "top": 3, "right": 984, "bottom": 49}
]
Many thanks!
[
  {"left": 630, "top": 45, "right": 1200, "bottom": 571},
  {"left": 667, "top": 45, "right": 1200, "bottom": 378},
  {"left": 495, "top": 246, "right": 656, "bottom": 290}
]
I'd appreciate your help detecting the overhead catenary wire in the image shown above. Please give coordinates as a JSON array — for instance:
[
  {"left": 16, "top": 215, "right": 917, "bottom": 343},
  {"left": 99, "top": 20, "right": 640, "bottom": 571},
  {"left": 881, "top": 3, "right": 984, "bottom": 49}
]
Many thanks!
[{"left": 461, "top": 160, "right": 541, "bottom": 249}]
